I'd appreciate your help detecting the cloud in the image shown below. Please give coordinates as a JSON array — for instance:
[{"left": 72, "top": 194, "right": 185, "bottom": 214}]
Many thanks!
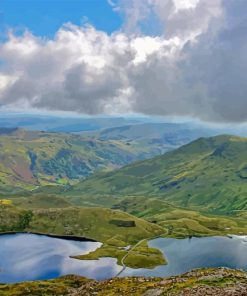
[
  {"left": 0, "top": 0, "right": 247, "bottom": 122},
  {"left": 116, "top": 0, "right": 222, "bottom": 41}
]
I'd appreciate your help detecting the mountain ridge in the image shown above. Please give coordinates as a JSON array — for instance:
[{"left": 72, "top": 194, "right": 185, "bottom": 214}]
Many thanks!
[
  {"left": 70, "top": 134, "right": 247, "bottom": 213},
  {"left": 0, "top": 128, "right": 171, "bottom": 192}
]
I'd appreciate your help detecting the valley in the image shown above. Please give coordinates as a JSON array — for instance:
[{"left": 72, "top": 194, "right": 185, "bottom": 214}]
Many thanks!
[
  {"left": 0, "top": 127, "right": 175, "bottom": 193},
  {"left": 1, "top": 1, "right": 247, "bottom": 293},
  {"left": 71, "top": 135, "right": 247, "bottom": 213},
  {"left": 2, "top": 127, "right": 247, "bottom": 292}
]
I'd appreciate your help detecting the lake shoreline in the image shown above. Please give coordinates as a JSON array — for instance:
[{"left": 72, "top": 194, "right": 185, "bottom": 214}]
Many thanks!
[
  {"left": 1, "top": 234, "right": 247, "bottom": 283},
  {"left": 0, "top": 231, "right": 97, "bottom": 242}
]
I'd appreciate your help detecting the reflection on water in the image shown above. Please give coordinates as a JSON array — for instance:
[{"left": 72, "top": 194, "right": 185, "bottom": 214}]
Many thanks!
[
  {"left": 122, "top": 236, "right": 247, "bottom": 278},
  {"left": 0, "top": 233, "right": 121, "bottom": 283},
  {"left": 2, "top": 234, "right": 247, "bottom": 283}
]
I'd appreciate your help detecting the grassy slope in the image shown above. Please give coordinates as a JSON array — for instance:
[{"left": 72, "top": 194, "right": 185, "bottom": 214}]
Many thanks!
[
  {"left": 27, "top": 207, "right": 165, "bottom": 243},
  {"left": 5, "top": 134, "right": 247, "bottom": 272},
  {"left": 0, "top": 203, "right": 165, "bottom": 269},
  {"left": 71, "top": 135, "right": 247, "bottom": 213},
  {"left": 6, "top": 193, "right": 247, "bottom": 238},
  {"left": 112, "top": 196, "right": 247, "bottom": 237},
  {"left": 9, "top": 194, "right": 72, "bottom": 209},
  {"left": 0, "top": 275, "right": 91, "bottom": 296},
  {"left": 0, "top": 128, "right": 172, "bottom": 192},
  {"left": 1, "top": 268, "right": 246, "bottom": 295}
]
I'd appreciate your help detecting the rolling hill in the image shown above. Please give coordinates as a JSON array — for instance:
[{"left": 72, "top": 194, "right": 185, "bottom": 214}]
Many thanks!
[
  {"left": 94, "top": 122, "right": 215, "bottom": 143},
  {"left": 0, "top": 128, "right": 173, "bottom": 193},
  {"left": 71, "top": 135, "right": 247, "bottom": 213},
  {"left": 0, "top": 114, "right": 147, "bottom": 132},
  {"left": 84, "top": 122, "right": 219, "bottom": 152},
  {"left": 0, "top": 202, "right": 165, "bottom": 269}
]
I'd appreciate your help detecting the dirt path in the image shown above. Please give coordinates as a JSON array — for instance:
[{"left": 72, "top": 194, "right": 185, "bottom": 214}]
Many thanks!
[{"left": 114, "top": 232, "right": 167, "bottom": 278}]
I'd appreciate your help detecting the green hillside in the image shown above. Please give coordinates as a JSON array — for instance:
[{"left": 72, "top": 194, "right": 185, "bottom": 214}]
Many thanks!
[
  {"left": 71, "top": 135, "right": 247, "bottom": 213},
  {"left": 0, "top": 202, "right": 164, "bottom": 244},
  {"left": 111, "top": 196, "right": 247, "bottom": 238},
  {"left": 0, "top": 202, "right": 165, "bottom": 269},
  {"left": 0, "top": 128, "right": 170, "bottom": 193}
]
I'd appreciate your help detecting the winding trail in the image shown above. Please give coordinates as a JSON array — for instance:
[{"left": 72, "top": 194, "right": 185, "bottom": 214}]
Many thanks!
[
  {"left": 115, "top": 232, "right": 167, "bottom": 278},
  {"left": 114, "top": 238, "right": 147, "bottom": 277}
]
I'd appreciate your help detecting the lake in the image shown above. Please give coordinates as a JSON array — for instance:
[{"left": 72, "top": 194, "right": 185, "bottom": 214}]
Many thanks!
[
  {"left": 0, "top": 233, "right": 122, "bottom": 283},
  {"left": 1, "top": 234, "right": 247, "bottom": 283},
  {"left": 123, "top": 235, "right": 247, "bottom": 277}
]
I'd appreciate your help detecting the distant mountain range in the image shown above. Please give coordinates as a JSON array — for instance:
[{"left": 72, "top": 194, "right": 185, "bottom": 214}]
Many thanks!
[
  {"left": 4, "top": 117, "right": 247, "bottom": 215},
  {"left": 0, "top": 128, "right": 173, "bottom": 192},
  {"left": 71, "top": 135, "right": 247, "bottom": 213},
  {"left": 0, "top": 114, "right": 155, "bottom": 132},
  {"left": 91, "top": 122, "right": 218, "bottom": 146},
  {"left": 0, "top": 120, "right": 221, "bottom": 193}
]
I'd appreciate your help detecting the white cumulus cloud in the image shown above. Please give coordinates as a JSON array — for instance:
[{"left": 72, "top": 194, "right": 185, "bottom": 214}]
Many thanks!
[{"left": 0, "top": 0, "right": 247, "bottom": 122}]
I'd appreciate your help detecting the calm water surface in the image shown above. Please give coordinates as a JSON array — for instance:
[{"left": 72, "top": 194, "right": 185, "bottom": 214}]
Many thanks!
[
  {"left": 123, "top": 236, "right": 247, "bottom": 277},
  {"left": 0, "top": 233, "right": 122, "bottom": 283},
  {"left": 1, "top": 234, "right": 247, "bottom": 283}
]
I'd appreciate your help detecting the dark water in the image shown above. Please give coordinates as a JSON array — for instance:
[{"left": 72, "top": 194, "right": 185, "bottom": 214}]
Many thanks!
[
  {"left": 1, "top": 234, "right": 247, "bottom": 283},
  {"left": 123, "top": 236, "right": 247, "bottom": 277},
  {"left": 0, "top": 233, "right": 122, "bottom": 283}
]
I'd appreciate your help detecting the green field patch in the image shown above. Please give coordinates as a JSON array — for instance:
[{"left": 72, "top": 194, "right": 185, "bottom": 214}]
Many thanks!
[{"left": 73, "top": 240, "right": 166, "bottom": 269}]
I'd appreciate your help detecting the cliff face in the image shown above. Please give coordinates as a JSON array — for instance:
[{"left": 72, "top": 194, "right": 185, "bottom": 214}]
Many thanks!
[{"left": 1, "top": 268, "right": 247, "bottom": 296}]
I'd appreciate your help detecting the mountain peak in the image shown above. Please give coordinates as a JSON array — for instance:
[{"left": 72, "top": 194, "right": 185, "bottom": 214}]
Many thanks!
[{"left": 71, "top": 134, "right": 247, "bottom": 213}]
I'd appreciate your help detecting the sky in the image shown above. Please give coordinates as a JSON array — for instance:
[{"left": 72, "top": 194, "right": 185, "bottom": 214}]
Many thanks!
[
  {"left": 0, "top": 0, "right": 247, "bottom": 123},
  {"left": 0, "top": 0, "right": 122, "bottom": 37}
]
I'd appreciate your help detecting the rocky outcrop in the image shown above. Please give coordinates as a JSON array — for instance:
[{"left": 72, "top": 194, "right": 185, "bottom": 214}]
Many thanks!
[
  {"left": 2, "top": 268, "right": 247, "bottom": 295},
  {"left": 68, "top": 268, "right": 247, "bottom": 296}
]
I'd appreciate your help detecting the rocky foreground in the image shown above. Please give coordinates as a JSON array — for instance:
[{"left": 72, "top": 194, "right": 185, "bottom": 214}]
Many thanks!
[{"left": 1, "top": 268, "right": 247, "bottom": 295}]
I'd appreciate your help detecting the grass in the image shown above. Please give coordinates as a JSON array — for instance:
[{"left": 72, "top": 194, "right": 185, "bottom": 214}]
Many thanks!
[
  {"left": 0, "top": 205, "right": 166, "bottom": 269},
  {"left": 8, "top": 194, "right": 72, "bottom": 209},
  {"left": 73, "top": 240, "right": 166, "bottom": 269},
  {"left": 69, "top": 135, "right": 247, "bottom": 214},
  {"left": 124, "top": 240, "right": 166, "bottom": 268},
  {"left": 27, "top": 207, "right": 165, "bottom": 243},
  {"left": 0, "top": 199, "right": 13, "bottom": 205},
  {"left": 9, "top": 191, "right": 247, "bottom": 239},
  {"left": 110, "top": 196, "right": 247, "bottom": 238},
  {"left": 5, "top": 131, "right": 247, "bottom": 292},
  {"left": 0, "top": 128, "right": 173, "bottom": 192},
  {"left": 0, "top": 275, "right": 90, "bottom": 296},
  {"left": 0, "top": 204, "right": 33, "bottom": 232},
  {"left": 4, "top": 193, "right": 247, "bottom": 269},
  {"left": 1, "top": 268, "right": 246, "bottom": 295},
  {"left": 5, "top": 191, "right": 247, "bottom": 243},
  {"left": 5, "top": 135, "right": 247, "bottom": 271}
]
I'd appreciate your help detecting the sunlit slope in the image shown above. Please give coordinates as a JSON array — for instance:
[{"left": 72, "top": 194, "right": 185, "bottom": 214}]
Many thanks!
[
  {"left": 0, "top": 202, "right": 165, "bottom": 268},
  {"left": 0, "top": 128, "right": 166, "bottom": 192},
  {"left": 0, "top": 203, "right": 164, "bottom": 242},
  {"left": 71, "top": 135, "right": 247, "bottom": 212}
]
